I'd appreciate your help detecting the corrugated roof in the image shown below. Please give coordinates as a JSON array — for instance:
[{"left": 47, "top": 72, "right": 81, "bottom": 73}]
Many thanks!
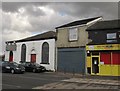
[
  {"left": 56, "top": 16, "right": 102, "bottom": 29},
  {"left": 87, "top": 19, "right": 120, "bottom": 31},
  {"left": 6, "top": 31, "right": 57, "bottom": 43}
]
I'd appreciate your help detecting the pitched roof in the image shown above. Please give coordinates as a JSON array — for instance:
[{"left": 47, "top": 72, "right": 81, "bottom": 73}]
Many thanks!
[
  {"left": 6, "top": 31, "right": 57, "bottom": 43},
  {"left": 56, "top": 16, "right": 102, "bottom": 29},
  {"left": 87, "top": 19, "right": 120, "bottom": 31}
]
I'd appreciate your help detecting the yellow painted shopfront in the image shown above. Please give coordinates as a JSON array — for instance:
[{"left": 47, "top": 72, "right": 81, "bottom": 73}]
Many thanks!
[{"left": 86, "top": 44, "right": 120, "bottom": 76}]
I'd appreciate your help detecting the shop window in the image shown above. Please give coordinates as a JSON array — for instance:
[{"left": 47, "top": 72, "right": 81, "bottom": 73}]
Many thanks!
[
  {"left": 100, "top": 52, "right": 111, "bottom": 64},
  {"left": 68, "top": 27, "right": 78, "bottom": 41},
  {"left": 21, "top": 44, "right": 26, "bottom": 62},
  {"left": 41, "top": 42, "right": 49, "bottom": 64},
  {"left": 112, "top": 52, "right": 120, "bottom": 65}
]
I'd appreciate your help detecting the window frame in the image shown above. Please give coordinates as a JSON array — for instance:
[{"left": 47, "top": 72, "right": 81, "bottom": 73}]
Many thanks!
[
  {"left": 68, "top": 27, "right": 78, "bottom": 42},
  {"left": 107, "top": 33, "right": 116, "bottom": 39},
  {"left": 41, "top": 42, "right": 49, "bottom": 64},
  {"left": 21, "top": 44, "right": 26, "bottom": 62},
  {"left": 106, "top": 33, "right": 117, "bottom": 43}
]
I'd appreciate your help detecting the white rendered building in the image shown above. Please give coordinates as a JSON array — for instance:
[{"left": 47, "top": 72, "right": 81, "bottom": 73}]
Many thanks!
[{"left": 5, "top": 31, "right": 56, "bottom": 71}]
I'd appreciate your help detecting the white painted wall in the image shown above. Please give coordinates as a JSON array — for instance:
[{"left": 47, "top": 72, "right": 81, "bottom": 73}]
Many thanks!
[{"left": 5, "top": 39, "right": 55, "bottom": 71}]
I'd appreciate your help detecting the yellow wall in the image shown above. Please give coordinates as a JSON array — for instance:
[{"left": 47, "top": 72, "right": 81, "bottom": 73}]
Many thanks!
[
  {"left": 87, "top": 57, "right": 91, "bottom": 67},
  {"left": 99, "top": 65, "right": 120, "bottom": 76},
  {"left": 99, "top": 65, "right": 112, "bottom": 76}
]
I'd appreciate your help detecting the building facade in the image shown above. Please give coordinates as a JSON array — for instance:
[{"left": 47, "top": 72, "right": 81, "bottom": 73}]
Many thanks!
[
  {"left": 86, "top": 20, "right": 120, "bottom": 76},
  {"left": 55, "top": 17, "right": 102, "bottom": 74},
  {"left": 5, "top": 31, "right": 56, "bottom": 71}
]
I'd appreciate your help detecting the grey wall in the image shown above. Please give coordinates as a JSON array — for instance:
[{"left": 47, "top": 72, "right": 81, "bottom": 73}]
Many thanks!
[{"left": 56, "top": 26, "right": 91, "bottom": 48}]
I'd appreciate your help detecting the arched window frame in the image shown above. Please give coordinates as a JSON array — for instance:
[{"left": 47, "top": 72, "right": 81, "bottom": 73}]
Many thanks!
[
  {"left": 21, "top": 44, "right": 26, "bottom": 63},
  {"left": 41, "top": 42, "right": 49, "bottom": 64}
]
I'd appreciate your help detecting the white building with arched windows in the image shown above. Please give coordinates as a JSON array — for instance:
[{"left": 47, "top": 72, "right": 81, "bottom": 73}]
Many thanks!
[{"left": 5, "top": 31, "right": 56, "bottom": 71}]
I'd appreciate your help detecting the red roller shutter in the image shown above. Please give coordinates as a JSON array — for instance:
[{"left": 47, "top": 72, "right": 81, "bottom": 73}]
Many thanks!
[
  {"left": 100, "top": 52, "right": 111, "bottom": 64},
  {"left": 112, "top": 52, "right": 120, "bottom": 65}
]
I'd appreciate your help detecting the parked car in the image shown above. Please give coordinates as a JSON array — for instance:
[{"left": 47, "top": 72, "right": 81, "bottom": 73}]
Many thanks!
[
  {"left": 20, "top": 62, "right": 46, "bottom": 73},
  {"left": 0, "top": 61, "right": 25, "bottom": 74}
]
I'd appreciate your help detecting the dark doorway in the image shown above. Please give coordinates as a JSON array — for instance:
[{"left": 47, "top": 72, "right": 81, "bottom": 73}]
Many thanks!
[
  {"left": 9, "top": 51, "right": 13, "bottom": 62},
  {"left": 31, "top": 54, "right": 36, "bottom": 63},
  {"left": 21, "top": 44, "right": 26, "bottom": 62},
  {"left": 92, "top": 57, "right": 99, "bottom": 74}
]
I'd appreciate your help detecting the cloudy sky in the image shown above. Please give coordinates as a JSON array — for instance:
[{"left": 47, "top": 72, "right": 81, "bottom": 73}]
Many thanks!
[{"left": 0, "top": 2, "right": 119, "bottom": 55}]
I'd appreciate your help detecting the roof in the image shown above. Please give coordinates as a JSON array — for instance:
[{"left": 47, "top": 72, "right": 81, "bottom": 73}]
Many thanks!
[
  {"left": 56, "top": 16, "right": 102, "bottom": 29},
  {"left": 6, "top": 31, "right": 57, "bottom": 43},
  {"left": 87, "top": 19, "right": 120, "bottom": 31}
]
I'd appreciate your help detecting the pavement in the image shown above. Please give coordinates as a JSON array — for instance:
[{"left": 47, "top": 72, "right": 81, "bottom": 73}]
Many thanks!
[
  {"left": 33, "top": 72, "right": 120, "bottom": 89},
  {"left": 33, "top": 75, "right": 120, "bottom": 89}
]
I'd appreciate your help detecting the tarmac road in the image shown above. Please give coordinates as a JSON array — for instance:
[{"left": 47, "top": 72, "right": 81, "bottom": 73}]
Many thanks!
[
  {"left": 2, "top": 72, "right": 70, "bottom": 89},
  {"left": 2, "top": 72, "right": 120, "bottom": 90}
]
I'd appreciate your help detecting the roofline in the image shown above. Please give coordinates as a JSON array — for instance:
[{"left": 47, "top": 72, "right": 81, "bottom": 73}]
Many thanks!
[
  {"left": 5, "top": 31, "right": 57, "bottom": 43},
  {"left": 55, "top": 24, "right": 87, "bottom": 30},
  {"left": 5, "top": 37, "right": 56, "bottom": 43},
  {"left": 55, "top": 16, "right": 102, "bottom": 30}
]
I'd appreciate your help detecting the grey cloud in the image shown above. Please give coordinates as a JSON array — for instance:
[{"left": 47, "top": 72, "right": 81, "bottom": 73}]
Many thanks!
[
  {"left": 2, "top": 2, "right": 118, "bottom": 19},
  {"left": 2, "top": 2, "right": 26, "bottom": 12},
  {"left": 2, "top": 2, "right": 48, "bottom": 12},
  {"left": 25, "top": 5, "right": 46, "bottom": 17},
  {"left": 48, "top": 2, "right": 118, "bottom": 20}
]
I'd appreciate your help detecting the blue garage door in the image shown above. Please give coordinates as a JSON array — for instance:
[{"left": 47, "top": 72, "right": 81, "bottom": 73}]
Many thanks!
[{"left": 57, "top": 48, "right": 85, "bottom": 74}]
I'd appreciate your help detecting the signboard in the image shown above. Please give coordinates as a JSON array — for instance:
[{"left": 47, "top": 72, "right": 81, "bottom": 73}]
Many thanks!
[
  {"left": 6, "top": 44, "right": 17, "bottom": 51},
  {"left": 100, "top": 62, "right": 104, "bottom": 65},
  {"left": 86, "top": 44, "right": 120, "bottom": 51}
]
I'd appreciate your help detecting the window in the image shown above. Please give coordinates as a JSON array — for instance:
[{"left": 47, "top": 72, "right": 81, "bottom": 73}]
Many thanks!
[
  {"left": 107, "top": 33, "right": 116, "bottom": 39},
  {"left": 21, "top": 44, "right": 26, "bottom": 62},
  {"left": 41, "top": 42, "right": 49, "bottom": 64},
  {"left": 68, "top": 28, "right": 78, "bottom": 41},
  {"left": 106, "top": 33, "right": 117, "bottom": 43}
]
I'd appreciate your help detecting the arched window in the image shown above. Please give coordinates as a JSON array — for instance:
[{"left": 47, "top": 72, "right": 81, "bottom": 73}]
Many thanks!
[
  {"left": 21, "top": 44, "right": 26, "bottom": 62},
  {"left": 9, "top": 51, "right": 13, "bottom": 62},
  {"left": 41, "top": 42, "right": 49, "bottom": 64}
]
